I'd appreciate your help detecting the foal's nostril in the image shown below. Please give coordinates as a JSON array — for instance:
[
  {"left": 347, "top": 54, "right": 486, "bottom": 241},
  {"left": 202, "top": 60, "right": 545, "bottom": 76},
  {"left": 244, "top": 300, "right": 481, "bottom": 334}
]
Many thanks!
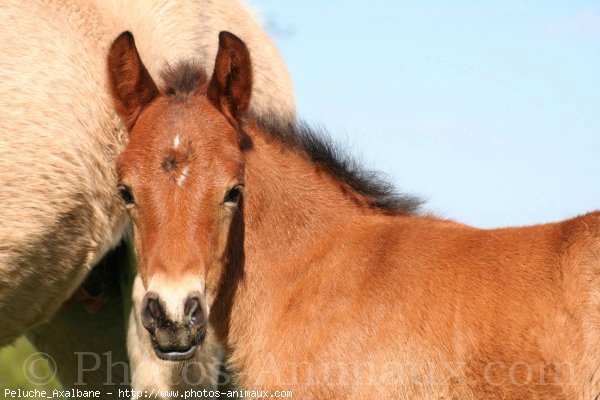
[
  {"left": 184, "top": 296, "right": 199, "bottom": 317},
  {"left": 148, "top": 298, "right": 163, "bottom": 319},
  {"left": 141, "top": 291, "right": 165, "bottom": 332},
  {"left": 184, "top": 295, "right": 206, "bottom": 329}
]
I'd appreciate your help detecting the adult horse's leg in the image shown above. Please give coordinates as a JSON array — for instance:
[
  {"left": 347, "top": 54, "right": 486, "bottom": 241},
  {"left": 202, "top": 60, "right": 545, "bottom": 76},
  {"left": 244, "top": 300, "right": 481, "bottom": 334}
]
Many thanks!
[{"left": 26, "top": 240, "right": 133, "bottom": 390}]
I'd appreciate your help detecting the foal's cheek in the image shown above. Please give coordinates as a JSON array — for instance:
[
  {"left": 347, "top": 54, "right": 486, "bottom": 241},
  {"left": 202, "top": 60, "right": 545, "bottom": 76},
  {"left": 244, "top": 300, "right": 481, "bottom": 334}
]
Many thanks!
[
  {"left": 131, "top": 225, "right": 150, "bottom": 288},
  {"left": 132, "top": 225, "right": 142, "bottom": 256},
  {"left": 205, "top": 210, "right": 236, "bottom": 295},
  {"left": 216, "top": 207, "right": 236, "bottom": 250}
]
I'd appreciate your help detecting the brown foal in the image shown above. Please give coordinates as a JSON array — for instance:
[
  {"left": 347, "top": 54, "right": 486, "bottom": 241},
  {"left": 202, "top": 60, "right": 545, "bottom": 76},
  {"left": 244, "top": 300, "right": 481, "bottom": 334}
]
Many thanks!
[{"left": 108, "top": 31, "right": 600, "bottom": 399}]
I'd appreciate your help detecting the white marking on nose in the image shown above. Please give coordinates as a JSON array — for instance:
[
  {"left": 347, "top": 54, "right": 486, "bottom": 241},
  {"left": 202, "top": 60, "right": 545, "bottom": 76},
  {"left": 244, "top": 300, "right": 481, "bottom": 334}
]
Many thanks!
[
  {"left": 177, "top": 166, "right": 190, "bottom": 186},
  {"left": 173, "top": 134, "right": 180, "bottom": 149},
  {"left": 147, "top": 275, "right": 205, "bottom": 321}
]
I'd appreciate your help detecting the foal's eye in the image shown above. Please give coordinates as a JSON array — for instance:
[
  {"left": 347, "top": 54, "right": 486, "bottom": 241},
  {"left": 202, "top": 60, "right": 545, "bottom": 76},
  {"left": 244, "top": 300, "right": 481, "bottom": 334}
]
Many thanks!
[
  {"left": 118, "top": 185, "right": 135, "bottom": 207},
  {"left": 223, "top": 186, "right": 243, "bottom": 205}
]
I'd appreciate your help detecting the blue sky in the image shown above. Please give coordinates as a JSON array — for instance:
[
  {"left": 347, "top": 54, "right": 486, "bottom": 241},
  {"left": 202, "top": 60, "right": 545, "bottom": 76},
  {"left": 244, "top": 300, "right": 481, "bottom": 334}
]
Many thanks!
[{"left": 251, "top": 1, "right": 599, "bottom": 228}]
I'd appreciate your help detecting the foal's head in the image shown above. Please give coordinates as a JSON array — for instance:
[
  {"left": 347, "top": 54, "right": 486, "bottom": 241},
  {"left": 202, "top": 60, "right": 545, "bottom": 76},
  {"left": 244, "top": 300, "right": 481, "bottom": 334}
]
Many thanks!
[{"left": 108, "top": 31, "right": 251, "bottom": 360}]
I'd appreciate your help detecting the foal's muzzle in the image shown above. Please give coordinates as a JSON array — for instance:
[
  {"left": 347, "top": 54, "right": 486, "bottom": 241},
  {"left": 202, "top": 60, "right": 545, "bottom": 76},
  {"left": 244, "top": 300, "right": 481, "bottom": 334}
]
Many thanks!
[{"left": 141, "top": 291, "right": 207, "bottom": 361}]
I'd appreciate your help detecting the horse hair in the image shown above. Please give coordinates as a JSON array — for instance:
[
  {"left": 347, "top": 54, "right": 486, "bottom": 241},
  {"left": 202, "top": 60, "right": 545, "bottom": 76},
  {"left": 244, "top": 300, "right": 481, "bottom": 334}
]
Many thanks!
[
  {"left": 161, "top": 60, "right": 423, "bottom": 215},
  {"left": 253, "top": 114, "right": 423, "bottom": 215},
  {"left": 160, "top": 61, "right": 209, "bottom": 100}
]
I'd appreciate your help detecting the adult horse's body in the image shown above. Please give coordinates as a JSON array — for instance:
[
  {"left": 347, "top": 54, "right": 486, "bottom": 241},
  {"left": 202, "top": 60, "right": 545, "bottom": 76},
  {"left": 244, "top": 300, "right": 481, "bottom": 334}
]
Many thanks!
[
  {"left": 0, "top": 0, "right": 294, "bottom": 390},
  {"left": 109, "top": 32, "right": 600, "bottom": 399}
]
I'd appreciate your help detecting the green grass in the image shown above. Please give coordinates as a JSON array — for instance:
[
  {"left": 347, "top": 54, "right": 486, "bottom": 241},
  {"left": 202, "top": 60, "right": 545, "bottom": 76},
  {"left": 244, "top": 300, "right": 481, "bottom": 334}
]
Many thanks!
[{"left": 0, "top": 337, "right": 62, "bottom": 399}]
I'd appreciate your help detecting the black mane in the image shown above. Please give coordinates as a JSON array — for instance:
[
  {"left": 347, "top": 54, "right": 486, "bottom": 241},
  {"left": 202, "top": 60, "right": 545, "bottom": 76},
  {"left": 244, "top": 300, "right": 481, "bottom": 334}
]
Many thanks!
[
  {"left": 160, "top": 61, "right": 208, "bottom": 100},
  {"left": 253, "top": 114, "right": 423, "bottom": 215}
]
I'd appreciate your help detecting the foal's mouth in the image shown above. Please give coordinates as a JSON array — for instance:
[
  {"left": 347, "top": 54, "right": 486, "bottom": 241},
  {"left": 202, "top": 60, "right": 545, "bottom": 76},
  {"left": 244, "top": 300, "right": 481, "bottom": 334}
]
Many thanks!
[
  {"left": 149, "top": 328, "right": 206, "bottom": 361},
  {"left": 152, "top": 343, "right": 200, "bottom": 361}
]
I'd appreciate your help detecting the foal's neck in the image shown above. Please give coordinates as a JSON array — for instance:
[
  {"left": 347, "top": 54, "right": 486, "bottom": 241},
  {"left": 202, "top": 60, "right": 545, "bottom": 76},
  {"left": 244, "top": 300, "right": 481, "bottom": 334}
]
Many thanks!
[
  {"left": 212, "top": 121, "right": 387, "bottom": 343},
  {"left": 243, "top": 122, "right": 374, "bottom": 263},
  {"left": 210, "top": 120, "right": 416, "bottom": 385}
]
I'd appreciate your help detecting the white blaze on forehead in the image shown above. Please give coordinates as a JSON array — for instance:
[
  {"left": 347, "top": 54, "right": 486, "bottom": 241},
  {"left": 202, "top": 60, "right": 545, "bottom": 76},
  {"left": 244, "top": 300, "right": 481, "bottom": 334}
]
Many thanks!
[
  {"left": 177, "top": 166, "right": 190, "bottom": 186},
  {"left": 147, "top": 274, "right": 205, "bottom": 321},
  {"left": 173, "top": 134, "right": 180, "bottom": 149}
]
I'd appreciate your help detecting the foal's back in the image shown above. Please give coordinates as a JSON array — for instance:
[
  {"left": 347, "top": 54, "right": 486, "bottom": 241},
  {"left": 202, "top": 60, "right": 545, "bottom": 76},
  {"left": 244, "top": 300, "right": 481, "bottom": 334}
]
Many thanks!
[{"left": 329, "top": 211, "right": 600, "bottom": 398}]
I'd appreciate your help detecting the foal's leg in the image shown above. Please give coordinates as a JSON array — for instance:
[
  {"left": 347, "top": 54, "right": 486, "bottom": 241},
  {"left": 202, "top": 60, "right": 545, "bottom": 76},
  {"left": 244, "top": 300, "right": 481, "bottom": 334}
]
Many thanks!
[{"left": 26, "top": 240, "right": 132, "bottom": 390}]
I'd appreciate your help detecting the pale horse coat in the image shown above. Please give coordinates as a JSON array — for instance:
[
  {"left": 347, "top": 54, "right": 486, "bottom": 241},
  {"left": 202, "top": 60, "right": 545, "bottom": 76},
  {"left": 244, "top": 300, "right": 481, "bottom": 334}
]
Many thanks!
[{"left": 0, "top": 0, "right": 295, "bottom": 391}]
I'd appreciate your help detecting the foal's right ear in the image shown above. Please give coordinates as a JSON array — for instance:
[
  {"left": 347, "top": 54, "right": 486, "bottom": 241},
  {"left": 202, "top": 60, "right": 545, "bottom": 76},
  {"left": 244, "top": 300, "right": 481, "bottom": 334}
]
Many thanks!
[{"left": 107, "top": 32, "right": 159, "bottom": 131}]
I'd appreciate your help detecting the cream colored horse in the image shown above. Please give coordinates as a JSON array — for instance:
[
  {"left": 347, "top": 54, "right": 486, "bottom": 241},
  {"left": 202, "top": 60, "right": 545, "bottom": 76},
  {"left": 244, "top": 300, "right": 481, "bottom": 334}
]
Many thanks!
[{"left": 0, "top": 0, "right": 295, "bottom": 393}]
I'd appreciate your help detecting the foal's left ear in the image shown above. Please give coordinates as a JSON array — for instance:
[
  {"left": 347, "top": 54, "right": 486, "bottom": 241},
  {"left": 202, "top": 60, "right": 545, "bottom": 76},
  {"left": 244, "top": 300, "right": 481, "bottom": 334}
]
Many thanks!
[
  {"left": 207, "top": 32, "right": 253, "bottom": 125},
  {"left": 107, "top": 31, "right": 159, "bottom": 131}
]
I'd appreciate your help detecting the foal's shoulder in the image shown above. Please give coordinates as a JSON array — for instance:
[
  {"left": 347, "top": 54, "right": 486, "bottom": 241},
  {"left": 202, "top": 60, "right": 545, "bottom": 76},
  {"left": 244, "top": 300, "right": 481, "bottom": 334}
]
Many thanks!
[
  {"left": 560, "top": 211, "right": 600, "bottom": 240},
  {"left": 557, "top": 211, "right": 600, "bottom": 261}
]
